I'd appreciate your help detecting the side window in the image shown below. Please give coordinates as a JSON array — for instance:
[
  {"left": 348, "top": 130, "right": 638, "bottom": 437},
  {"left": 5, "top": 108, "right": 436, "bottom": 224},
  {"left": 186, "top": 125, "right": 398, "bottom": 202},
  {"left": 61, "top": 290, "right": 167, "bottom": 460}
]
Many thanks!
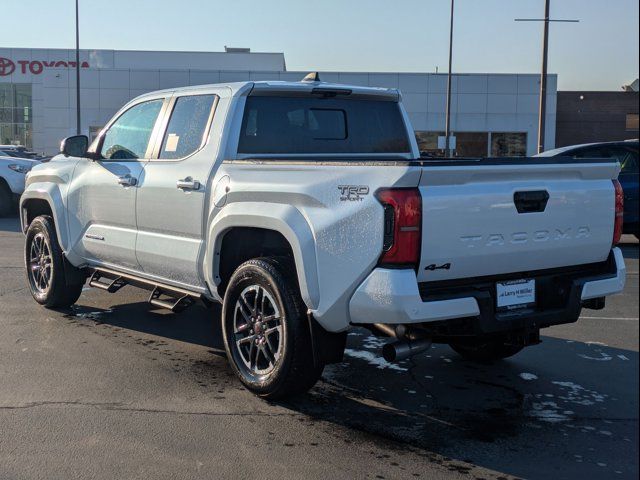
[
  {"left": 572, "top": 146, "right": 606, "bottom": 158},
  {"left": 159, "top": 94, "right": 216, "bottom": 159},
  {"left": 100, "top": 99, "right": 164, "bottom": 160}
]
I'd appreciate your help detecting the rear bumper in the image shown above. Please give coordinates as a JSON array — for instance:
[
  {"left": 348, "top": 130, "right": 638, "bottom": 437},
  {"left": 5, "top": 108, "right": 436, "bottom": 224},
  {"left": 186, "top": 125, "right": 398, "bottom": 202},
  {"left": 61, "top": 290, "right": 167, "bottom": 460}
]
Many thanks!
[
  {"left": 349, "top": 248, "right": 625, "bottom": 333},
  {"left": 580, "top": 248, "right": 626, "bottom": 300}
]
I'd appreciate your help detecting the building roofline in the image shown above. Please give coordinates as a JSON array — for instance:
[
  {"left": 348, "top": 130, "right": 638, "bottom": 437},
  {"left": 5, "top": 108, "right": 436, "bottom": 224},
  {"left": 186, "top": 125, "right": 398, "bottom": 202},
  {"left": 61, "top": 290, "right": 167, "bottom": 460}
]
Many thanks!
[{"left": 4, "top": 46, "right": 285, "bottom": 56}]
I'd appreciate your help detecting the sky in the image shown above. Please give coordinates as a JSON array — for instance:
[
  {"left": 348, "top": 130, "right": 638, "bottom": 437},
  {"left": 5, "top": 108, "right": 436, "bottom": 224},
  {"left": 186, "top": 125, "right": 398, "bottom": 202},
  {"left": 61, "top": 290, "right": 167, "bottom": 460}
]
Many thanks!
[{"left": 2, "top": 0, "right": 638, "bottom": 91}]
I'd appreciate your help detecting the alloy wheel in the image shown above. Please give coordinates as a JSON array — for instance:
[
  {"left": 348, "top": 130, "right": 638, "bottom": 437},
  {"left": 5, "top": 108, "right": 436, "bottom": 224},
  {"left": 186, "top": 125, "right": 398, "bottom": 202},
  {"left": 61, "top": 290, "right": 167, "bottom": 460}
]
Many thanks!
[
  {"left": 233, "top": 285, "right": 283, "bottom": 377},
  {"left": 28, "top": 233, "right": 52, "bottom": 293}
]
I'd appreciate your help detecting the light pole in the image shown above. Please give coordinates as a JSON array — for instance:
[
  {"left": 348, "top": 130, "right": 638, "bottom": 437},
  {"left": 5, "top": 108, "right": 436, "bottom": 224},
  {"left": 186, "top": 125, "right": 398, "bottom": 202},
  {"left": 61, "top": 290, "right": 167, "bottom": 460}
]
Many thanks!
[
  {"left": 444, "top": 0, "right": 455, "bottom": 157},
  {"left": 75, "top": 0, "right": 81, "bottom": 135},
  {"left": 516, "top": 1, "right": 578, "bottom": 153}
]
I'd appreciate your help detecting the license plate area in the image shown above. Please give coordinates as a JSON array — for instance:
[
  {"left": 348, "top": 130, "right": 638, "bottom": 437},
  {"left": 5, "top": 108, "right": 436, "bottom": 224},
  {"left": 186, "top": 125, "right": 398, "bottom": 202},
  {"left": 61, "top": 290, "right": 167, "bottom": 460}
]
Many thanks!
[{"left": 496, "top": 279, "right": 536, "bottom": 311}]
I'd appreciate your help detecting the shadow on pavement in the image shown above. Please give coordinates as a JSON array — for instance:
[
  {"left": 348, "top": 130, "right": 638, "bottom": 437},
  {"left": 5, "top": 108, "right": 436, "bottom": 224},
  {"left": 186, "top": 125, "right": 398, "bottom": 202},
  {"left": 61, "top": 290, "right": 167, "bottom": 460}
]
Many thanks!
[
  {"left": 69, "top": 297, "right": 638, "bottom": 479},
  {"left": 68, "top": 301, "right": 226, "bottom": 354}
]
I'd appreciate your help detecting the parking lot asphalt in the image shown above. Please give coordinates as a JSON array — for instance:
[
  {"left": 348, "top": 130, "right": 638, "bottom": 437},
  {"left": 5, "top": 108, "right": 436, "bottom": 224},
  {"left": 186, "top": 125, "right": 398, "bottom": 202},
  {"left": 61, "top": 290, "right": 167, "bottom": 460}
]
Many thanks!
[{"left": 0, "top": 216, "right": 637, "bottom": 480}]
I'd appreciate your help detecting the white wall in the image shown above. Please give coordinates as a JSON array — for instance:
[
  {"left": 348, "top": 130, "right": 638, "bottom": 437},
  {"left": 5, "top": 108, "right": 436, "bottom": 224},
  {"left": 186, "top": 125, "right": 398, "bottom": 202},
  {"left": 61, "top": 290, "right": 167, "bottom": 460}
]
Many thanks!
[
  {"left": 32, "top": 69, "right": 556, "bottom": 155},
  {"left": 0, "top": 48, "right": 556, "bottom": 156},
  {"left": 1, "top": 47, "right": 286, "bottom": 73}
]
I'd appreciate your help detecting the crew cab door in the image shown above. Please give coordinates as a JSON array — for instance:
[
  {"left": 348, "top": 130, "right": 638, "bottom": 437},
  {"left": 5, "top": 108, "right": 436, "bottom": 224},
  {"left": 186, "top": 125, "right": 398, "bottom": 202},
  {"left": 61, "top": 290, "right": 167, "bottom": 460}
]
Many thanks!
[
  {"left": 66, "top": 98, "right": 166, "bottom": 271},
  {"left": 135, "top": 93, "right": 219, "bottom": 289}
]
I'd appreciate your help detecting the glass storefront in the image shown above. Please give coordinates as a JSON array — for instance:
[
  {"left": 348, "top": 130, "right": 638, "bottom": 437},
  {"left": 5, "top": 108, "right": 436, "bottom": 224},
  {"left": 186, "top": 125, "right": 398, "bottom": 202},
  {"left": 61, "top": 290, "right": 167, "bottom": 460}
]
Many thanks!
[
  {"left": 0, "top": 83, "right": 32, "bottom": 148},
  {"left": 455, "top": 132, "right": 489, "bottom": 157},
  {"left": 415, "top": 130, "right": 527, "bottom": 157},
  {"left": 491, "top": 132, "right": 527, "bottom": 157},
  {"left": 414, "top": 131, "right": 445, "bottom": 156}
]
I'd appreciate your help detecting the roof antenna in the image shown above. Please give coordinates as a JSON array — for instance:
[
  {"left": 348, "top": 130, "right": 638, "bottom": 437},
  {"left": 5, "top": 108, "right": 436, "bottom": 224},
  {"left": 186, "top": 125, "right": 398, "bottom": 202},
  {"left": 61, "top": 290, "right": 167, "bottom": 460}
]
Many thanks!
[{"left": 301, "top": 72, "right": 321, "bottom": 82}]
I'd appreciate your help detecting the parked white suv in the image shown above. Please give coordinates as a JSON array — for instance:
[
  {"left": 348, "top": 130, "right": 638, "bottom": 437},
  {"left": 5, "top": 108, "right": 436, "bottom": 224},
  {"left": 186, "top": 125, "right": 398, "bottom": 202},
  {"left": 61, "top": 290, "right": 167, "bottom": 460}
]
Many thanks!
[
  {"left": 20, "top": 78, "right": 626, "bottom": 398},
  {"left": 0, "top": 155, "right": 38, "bottom": 217}
]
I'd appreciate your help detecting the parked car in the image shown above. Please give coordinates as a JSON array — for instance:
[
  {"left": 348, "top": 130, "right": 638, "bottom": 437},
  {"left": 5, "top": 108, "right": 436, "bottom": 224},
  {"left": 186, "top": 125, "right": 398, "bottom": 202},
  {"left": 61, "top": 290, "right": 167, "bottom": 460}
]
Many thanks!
[
  {"left": 0, "top": 155, "right": 39, "bottom": 217},
  {"left": 20, "top": 79, "right": 626, "bottom": 398},
  {"left": 537, "top": 140, "right": 639, "bottom": 238},
  {"left": 0, "top": 149, "right": 22, "bottom": 157},
  {"left": 0, "top": 145, "right": 50, "bottom": 162}
]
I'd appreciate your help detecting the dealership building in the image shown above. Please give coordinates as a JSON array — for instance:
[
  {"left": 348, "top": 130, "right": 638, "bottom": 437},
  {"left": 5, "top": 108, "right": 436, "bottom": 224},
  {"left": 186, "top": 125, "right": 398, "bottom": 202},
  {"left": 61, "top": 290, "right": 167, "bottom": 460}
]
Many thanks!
[{"left": 0, "top": 47, "right": 557, "bottom": 156}]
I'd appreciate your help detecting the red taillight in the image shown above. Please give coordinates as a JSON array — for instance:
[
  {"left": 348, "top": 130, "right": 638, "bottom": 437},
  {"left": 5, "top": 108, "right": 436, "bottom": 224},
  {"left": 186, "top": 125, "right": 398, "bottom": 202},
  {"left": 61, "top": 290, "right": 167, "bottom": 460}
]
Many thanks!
[
  {"left": 376, "top": 188, "right": 421, "bottom": 266},
  {"left": 612, "top": 179, "right": 624, "bottom": 246}
]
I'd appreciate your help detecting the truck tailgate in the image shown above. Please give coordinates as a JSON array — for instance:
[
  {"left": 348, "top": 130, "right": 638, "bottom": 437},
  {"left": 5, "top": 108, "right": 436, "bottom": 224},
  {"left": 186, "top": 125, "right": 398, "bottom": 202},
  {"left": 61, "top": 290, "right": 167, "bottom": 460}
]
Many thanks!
[{"left": 416, "top": 159, "right": 620, "bottom": 283}]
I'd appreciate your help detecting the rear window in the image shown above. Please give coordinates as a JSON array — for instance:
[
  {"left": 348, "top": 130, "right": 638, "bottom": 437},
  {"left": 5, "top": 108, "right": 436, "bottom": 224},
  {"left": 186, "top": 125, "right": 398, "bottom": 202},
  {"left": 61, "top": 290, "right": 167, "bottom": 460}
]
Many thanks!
[{"left": 237, "top": 96, "right": 411, "bottom": 155}]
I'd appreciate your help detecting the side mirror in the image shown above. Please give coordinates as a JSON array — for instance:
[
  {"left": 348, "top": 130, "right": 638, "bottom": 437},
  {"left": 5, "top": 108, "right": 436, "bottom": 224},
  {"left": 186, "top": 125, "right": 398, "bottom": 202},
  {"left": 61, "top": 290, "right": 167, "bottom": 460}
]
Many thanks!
[{"left": 60, "top": 135, "right": 89, "bottom": 157}]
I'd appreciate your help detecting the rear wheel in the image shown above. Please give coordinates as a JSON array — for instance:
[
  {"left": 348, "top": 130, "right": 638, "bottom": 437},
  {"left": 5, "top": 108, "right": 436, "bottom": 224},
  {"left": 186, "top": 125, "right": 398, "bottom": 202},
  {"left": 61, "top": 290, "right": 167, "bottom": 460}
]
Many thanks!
[
  {"left": 25, "top": 215, "right": 84, "bottom": 308},
  {"left": 449, "top": 341, "right": 523, "bottom": 362},
  {"left": 222, "top": 257, "right": 323, "bottom": 399}
]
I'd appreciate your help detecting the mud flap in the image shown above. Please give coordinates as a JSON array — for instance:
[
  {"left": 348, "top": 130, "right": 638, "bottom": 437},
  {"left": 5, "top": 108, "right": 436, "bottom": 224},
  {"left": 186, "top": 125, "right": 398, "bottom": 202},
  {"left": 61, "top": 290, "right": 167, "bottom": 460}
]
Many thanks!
[
  {"left": 307, "top": 313, "right": 347, "bottom": 367},
  {"left": 63, "top": 256, "right": 86, "bottom": 287}
]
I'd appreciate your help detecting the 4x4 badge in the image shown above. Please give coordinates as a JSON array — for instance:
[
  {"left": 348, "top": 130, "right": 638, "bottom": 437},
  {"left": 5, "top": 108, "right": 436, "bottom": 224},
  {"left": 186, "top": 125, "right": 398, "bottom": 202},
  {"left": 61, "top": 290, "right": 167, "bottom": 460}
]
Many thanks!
[{"left": 425, "top": 263, "right": 451, "bottom": 271}]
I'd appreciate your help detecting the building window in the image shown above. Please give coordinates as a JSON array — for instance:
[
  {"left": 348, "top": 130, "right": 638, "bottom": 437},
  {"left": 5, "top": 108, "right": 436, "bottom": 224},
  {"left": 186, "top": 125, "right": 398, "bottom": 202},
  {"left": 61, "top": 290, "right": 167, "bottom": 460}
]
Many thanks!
[
  {"left": 491, "top": 132, "right": 527, "bottom": 157},
  {"left": 0, "top": 84, "right": 33, "bottom": 148},
  {"left": 415, "top": 131, "right": 443, "bottom": 156},
  {"left": 415, "top": 131, "right": 490, "bottom": 157},
  {"left": 456, "top": 132, "right": 489, "bottom": 157},
  {"left": 626, "top": 113, "right": 639, "bottom": 131},
  {"left": 89, "top": 126, "right": 104, "bottom": 144}
]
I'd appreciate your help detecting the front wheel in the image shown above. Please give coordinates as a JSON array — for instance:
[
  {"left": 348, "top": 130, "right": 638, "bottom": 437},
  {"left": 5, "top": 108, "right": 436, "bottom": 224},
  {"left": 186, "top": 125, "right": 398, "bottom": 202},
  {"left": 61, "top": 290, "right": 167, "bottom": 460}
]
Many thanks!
[
  {"left": 222, "top": 258, "right": 323, "bottom": 399},
  {"left": 449, "top": 341, "right": 523, "bottom": 362},
  {"left": 25, "top": 215, "right": 84, "bottom": 308}
]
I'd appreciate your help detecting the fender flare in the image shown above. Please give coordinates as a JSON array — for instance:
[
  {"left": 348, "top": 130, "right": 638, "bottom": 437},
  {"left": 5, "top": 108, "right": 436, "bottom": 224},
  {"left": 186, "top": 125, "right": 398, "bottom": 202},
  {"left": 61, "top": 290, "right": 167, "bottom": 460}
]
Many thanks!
[
  {"left": 205, "top": 202, "right": 320, "bottom": 309},
  {"left": 19, "top": 187, "right": 69, "bottom": 252}
]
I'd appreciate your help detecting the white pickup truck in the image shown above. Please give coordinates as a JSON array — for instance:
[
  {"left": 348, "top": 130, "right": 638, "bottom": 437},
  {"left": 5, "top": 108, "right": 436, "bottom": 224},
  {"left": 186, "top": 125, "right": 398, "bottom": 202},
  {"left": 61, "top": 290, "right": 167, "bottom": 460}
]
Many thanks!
[{"left": 20, "top": 77, "right": 626, "bottom": 398}]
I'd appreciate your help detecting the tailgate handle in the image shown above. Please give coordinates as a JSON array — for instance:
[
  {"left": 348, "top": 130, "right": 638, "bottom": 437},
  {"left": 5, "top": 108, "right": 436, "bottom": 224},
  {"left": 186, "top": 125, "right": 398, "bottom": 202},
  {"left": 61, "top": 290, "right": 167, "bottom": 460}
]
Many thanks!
[{"left": 514, "top": 190, "right": 549, "bottom": 213}]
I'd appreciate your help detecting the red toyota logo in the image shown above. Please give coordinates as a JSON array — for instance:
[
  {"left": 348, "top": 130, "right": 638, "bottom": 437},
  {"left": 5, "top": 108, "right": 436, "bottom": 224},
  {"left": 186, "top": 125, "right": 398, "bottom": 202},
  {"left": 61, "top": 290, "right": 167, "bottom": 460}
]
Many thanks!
[{"left": 0, "top": 57, "right": 16, "bottom": 76}]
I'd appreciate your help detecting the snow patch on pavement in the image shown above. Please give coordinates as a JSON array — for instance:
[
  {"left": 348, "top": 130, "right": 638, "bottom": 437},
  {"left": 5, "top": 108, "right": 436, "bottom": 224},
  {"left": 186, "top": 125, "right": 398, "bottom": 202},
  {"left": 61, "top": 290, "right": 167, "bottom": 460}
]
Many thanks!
[
  {"left": 344, "top": 348, "right": 408, "bottom": 372},
  {"left": 529, "top": 401, "right": 570, "bottom": 423},
  {"left": 551, "top": 381, "right": 608, "bottom": 406},
  {"left": 361, "top": 335, "right": 388, "bottom": 350}
]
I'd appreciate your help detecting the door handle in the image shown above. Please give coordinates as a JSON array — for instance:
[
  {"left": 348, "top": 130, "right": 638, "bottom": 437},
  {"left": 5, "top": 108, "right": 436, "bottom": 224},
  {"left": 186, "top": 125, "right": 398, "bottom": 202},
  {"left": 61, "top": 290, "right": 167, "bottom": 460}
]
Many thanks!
[
  {"left": 176, "top": 177, "right": 201, "bottom": 191},
  {"left": 117, "top": 175, "right": 137, "bottom": 187}
]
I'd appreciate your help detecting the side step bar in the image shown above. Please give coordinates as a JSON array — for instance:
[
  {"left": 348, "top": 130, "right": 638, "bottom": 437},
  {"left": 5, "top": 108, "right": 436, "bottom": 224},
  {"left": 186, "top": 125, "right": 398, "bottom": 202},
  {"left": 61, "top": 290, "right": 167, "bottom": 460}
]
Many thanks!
[
  {"left": 89, "top": 270, "right": 127, "bottom": 293},
  {"left": 88, "top": 267, "right": 202, "bottom": 313},
  {"left": 148, "top": 286, "right": 195, "bottom": 313}
]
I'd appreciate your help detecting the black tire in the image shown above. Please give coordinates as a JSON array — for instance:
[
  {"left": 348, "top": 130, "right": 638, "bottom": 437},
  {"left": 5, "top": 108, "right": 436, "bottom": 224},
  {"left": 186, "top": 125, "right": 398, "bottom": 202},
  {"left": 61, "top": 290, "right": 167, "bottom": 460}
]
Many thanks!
[
  {"left": 25, "top": 215, "right": 84, "bottom": 308},
  {"left": 0, "top": 181, "right": 13, "bottom": 217},
  {"left": 449, "top": 341, "right": 523, "bottom": 362},
  {"left": 222, "top": 257, "right": 323, "bottom": 399}
]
